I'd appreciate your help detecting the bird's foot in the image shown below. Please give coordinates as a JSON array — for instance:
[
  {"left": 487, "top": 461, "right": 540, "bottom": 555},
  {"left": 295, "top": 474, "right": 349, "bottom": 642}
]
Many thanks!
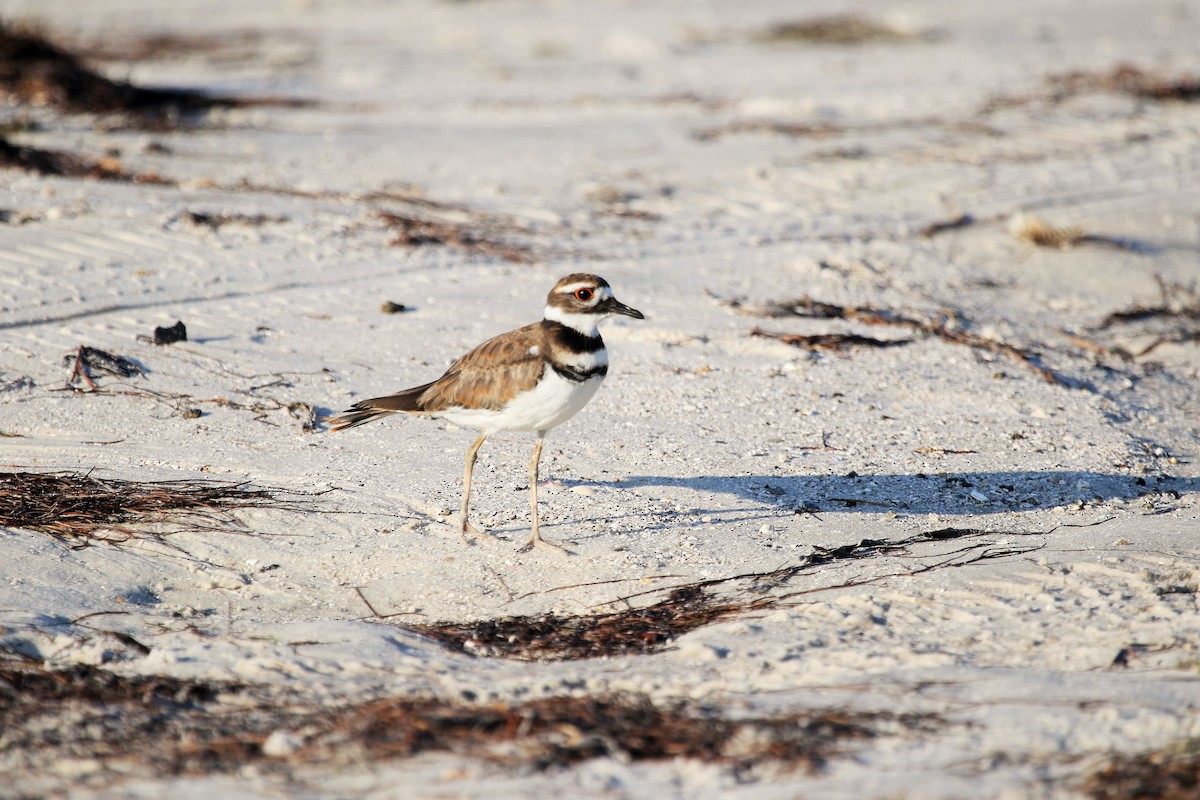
[
  {"left": 460, "top": 520, "right": 485, "bottom": 545},
  {"left": 519, "top": 534, "right": 570, "bottom": 556}
]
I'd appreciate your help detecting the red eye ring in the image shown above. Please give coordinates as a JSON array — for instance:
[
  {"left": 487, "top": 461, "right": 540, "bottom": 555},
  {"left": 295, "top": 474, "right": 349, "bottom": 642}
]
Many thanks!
[{"left": 574, "top": 288, "right": 594, "bottom": 301}]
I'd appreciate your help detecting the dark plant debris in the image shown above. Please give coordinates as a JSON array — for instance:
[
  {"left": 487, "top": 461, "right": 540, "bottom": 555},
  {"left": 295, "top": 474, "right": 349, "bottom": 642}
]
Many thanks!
[
  {"left": 0, "top": 470, "right": 279, "bottom": 546},
  {"left": 415, "top": 585, "right": 768, "bottom": 661},
  {"left": 985, "top": 64, "right": 1200, "bottom": 115},
  {"left": 0, "top": 22, "right": 309, "bottom": 126},
  {"left": 51, "top": 375, "right": 330, "bottom": 430},
  {"left": 413, "top": 528, "right": 1031, "bottom": 662},
  {"left": 64, "top": 345, "right": 145, "bottom": 389},
  {"left": 728, "top": 295, "right": 1063, "bottom": 385},
  {"left": 694, "top": 119, "right": 843, "bottom": 142},
  {"left": 755, "top": 15, "right": 932, "bottom": 46},
  {"left": 920, "top": 213, "right": 981, "bottom": 237},
  {"left": 1050, "top": 64, "right": 1200, "bottom": 103},
  {"left": 693, "top": 114, "right": 945, "bottom": 143},
  {"left": 1100, "top": 277, "right": 1200, "bottom": 327},
  {"left": 0, "top": 659, "right": 940, "bottom": 785},
  {"left": 0, "top": 135, "right": 170, "bottom": 182},
  {"left": 1082, "top": 737, "right": 1200, "bottom": 800},
  {"left": 286, "top": 401, "right": 319, "bottom": 433},
  {"left": 1095, "top": 277, "right": 1200, "bottom": 357},
  {"left": 750, "top": 329, "right": 912, "bottom": 353},
  {"left": 176, "top": 209, "right": 290, "bottom": 229},
  {"left": 378, "top": 211, "right": 535, "bottom": 264},
  {"left": 329, "top": 694, "right": 932, "bottom": 775}
]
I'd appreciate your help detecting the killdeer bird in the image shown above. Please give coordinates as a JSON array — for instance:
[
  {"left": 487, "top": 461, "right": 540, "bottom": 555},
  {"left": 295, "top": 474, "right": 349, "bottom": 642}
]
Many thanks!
[{"left": 331, "top": 274, "right": 643, "bottom": 553}]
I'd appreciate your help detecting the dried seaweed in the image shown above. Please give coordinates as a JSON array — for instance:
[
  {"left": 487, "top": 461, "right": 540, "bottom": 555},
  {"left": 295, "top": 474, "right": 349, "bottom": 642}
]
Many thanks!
[
  {"left": 414, "top": 528, "right": 1029, "bottom": 662},
  {"left": 693, "top": 113, "right": 950, "bottom": 143},
  {"left": 732, "top": 296, "right": 1062, "bottom": 384},
  {"left": 694, "top": 119, "right": 843, "bottom": 142},
  {"left": 754, "top": 15, "right": 930, "bottom": 45},
  {"left": 63, "top": 345, "right": 144, "bottom": 389},
  {"left": 378, "top": 211, "right": 535, "bottom": 263},
  {"left": 749, "top": 328, "right": 912, "bottom": 353},
  {"left": 1082, "top": 738, "right": 1200, "bottom": 800},
  {"left": 333, "top": 694, "right": 916, "bottom": 773},
  {"left": 0, "top": 22, "right": 308, "bottom": 125},
  {"left": 0, "top": 135, "right": 170, "bottom": 182},
  {"left": 920, "top": 213, "right": 979, "bottom": 237},
  {"left": 0, "top": 470, "right": 279, "bottom": 546},
  {"left": 415, "top": 585, "right": 766, "bottom": 661},
  {"left": 1050, "top": 64, "right": 1200, "bottom": 103},
  {"left": 0, "top": 659, "right": 229, "bottom": 707},
  {"left": 982, "top": 63, "right": 1200, "bottom": 117},
  {"left": 176, "top": 210, "right": 290, "bottom": 229},
  {"left": 0, "top": 660, "right": 937, "bottom": 782}
]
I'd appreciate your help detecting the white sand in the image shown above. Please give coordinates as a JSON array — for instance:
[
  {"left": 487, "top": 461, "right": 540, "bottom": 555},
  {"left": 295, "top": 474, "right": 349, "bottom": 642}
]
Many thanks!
[{"left": 2, "top": 0, "right": 1198, "bottom": 796}]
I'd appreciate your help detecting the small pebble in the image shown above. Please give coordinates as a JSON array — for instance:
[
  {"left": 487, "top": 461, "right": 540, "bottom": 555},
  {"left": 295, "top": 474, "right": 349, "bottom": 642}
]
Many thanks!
[{"left": 262, "top": 730, "right": 304, "bottom": 757}]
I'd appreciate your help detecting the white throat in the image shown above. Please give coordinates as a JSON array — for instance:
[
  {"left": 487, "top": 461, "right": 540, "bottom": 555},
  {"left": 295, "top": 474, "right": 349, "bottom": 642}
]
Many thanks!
[{"left": 543, "top": 304, "right": 601, "bottom": 337}]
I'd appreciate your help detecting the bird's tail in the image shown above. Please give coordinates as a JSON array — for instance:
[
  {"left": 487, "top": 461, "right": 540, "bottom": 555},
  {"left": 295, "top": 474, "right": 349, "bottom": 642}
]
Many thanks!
[{"left": 329, "top": 382, "right": 435, "bottom": 431}]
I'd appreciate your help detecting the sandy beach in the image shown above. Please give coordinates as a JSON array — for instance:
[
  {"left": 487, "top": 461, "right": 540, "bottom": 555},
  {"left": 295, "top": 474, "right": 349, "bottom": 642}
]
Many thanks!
[{"left": 2, "top": 1, "right": 1199, "bottom": 797}]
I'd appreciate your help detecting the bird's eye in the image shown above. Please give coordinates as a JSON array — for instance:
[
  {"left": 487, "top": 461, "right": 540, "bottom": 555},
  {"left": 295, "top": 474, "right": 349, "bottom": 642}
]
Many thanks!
[{"left": 574, "top": 288, "right": 594, "bottom": 302}]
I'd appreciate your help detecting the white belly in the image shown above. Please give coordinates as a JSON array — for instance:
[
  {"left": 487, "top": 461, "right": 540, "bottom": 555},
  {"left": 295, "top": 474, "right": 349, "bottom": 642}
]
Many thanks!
[{"left": 440, "top": 370, "right": 604, "bottom": 434}]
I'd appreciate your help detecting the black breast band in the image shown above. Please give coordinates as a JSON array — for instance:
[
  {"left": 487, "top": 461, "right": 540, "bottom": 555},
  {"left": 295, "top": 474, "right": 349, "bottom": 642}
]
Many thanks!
[{"left": 552, "top": 363, "right": 608, "bottom": 383}]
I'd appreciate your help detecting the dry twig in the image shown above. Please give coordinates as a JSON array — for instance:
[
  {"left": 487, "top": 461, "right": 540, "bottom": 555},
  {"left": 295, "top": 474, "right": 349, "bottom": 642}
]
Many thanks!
[
  {"left": 1099, "top": 276, "right": 1200, "bottom": 328},
  {"left": 732, "top": 295, "right": 1063, "bottom": 384}
]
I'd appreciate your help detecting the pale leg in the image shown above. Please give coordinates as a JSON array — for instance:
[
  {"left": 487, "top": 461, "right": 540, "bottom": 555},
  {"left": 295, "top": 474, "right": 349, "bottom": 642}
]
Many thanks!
[
  {"left": 460, "top": 434, "right": 487, "bottom": 541},
  {"left": 521, "top": 431, "right": 567, "bottom": 555}
]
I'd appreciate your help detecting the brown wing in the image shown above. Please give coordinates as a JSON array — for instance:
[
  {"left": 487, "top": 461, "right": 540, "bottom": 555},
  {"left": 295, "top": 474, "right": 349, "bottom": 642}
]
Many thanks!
[{"left": 418, "top": 323, "right": 547, "bottom": 412}]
